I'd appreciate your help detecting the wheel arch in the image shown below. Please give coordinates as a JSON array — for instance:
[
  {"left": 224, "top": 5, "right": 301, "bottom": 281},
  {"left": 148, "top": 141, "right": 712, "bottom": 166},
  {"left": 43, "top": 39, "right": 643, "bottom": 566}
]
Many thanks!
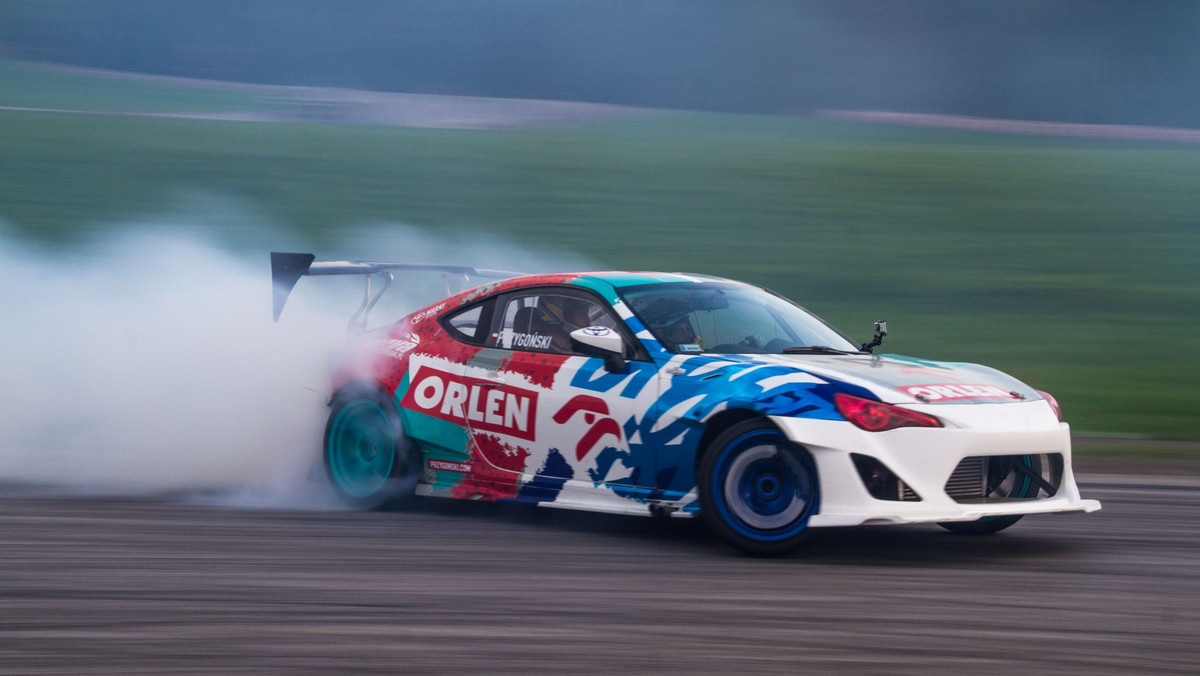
[
  {"left": 696, "top": 416, "right": 822, "bottom": 556},
  {"left": 695, "top": 407, "right": 774, "bottom": 468},
  {"left": 327, "top": 380, "right": 408, "bottom": 445},
  {"left": 330, "top": 379, "right": 396, "bottom": 406}
]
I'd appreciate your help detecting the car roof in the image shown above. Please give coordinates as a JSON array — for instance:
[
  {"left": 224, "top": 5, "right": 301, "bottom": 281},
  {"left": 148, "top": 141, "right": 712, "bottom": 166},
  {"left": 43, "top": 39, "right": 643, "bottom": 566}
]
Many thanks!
[
  {"left": 577, "top": 271, "right": 732, "bottom": 288},
  {"left": 439, "top": 271, "right": 744, "bottom": 311}
]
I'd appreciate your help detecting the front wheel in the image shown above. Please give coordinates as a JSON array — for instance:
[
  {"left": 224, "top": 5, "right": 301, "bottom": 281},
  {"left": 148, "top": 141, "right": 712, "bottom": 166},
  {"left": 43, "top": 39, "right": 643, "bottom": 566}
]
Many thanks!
[
  {"left": 698, "top": 419, "right": 820, "bottom": 556},
  {"left": 324, "top": 386, "right": 416, "bottom": 509},
  {"left": 938, "top": 514, "right": 1023, "bottom": 535}
]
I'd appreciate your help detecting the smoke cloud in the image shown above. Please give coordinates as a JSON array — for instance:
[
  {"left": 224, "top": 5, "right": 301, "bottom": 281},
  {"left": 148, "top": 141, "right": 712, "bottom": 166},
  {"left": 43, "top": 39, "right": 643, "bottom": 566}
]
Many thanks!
[{"left": 0, "top": 217, "right": 593, "bottom": 508}]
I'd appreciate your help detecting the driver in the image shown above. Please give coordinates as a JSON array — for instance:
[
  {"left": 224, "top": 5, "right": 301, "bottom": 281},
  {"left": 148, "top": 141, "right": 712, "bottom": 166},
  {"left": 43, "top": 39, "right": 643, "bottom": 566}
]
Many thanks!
[
  {"left": 641, "top": 298, "right": 701, "bottom": 351},
  {"left": 663, "top": 315, "right": 699, "bottom": 348},
  {"left": 538, "top": 297, "right": 594, "bottom": 351}
]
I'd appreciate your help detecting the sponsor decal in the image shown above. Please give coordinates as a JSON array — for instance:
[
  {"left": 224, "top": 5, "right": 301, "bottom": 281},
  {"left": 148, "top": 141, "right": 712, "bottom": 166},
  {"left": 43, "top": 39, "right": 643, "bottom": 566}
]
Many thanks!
[
  {"left": 511, "top": 332, "right": 553, "bottom": 350},
  {"left": 901, "top": 383, "right": 1016, "bottom": 401},
  {"left": 552, "top": 394, "right": 622, "bottom": 460},
  {"left": 428, "top": 459, "right": 472, "bottom": 473},
  {"left": 383, "top": 333, "right": 420, "bottom": 357},
  {"left": 411, "top": 302, "right": 447, "bottom": 324},
  {"left": 581, "top": 325, "right": 611, "bottom": 337},
  {"left": 401, "top": 366, "right": 538, "bottom": 441}
]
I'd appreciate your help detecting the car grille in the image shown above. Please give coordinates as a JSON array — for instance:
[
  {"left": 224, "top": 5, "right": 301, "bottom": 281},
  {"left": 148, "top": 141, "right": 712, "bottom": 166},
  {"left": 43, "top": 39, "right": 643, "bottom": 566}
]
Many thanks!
[
  {"left": 945, "top": 456, "right": 988, "bottom": 500},
  {"left": 944, "top": 453, "right": 1064, "bottom": 503}
]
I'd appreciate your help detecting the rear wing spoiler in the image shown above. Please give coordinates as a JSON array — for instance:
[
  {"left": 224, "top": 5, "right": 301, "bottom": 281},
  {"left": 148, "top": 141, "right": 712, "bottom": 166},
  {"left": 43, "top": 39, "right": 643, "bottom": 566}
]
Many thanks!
[{"left": 271, "top": 252, "right": 518, "bottom": 331}]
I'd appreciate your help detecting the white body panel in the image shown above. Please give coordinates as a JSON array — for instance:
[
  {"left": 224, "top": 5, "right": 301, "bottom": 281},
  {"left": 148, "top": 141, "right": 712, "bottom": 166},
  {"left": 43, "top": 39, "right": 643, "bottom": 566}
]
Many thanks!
[{"left": 773, "top": 400, "right": 1100, "bottom": 527}]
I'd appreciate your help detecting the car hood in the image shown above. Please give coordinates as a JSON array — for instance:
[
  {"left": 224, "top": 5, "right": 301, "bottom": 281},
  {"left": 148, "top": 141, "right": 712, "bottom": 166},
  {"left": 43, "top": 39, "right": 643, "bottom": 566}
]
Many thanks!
[{"left": 706, "top": 352, "right": 1040, "bottom": 405}]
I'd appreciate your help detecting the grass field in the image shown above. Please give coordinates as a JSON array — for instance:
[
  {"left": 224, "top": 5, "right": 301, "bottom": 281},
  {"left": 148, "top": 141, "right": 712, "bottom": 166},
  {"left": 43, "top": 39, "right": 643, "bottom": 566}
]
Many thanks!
[
  {"left": 0, "top": 59, "right": 268, "bottom": 112},
  {"left": 2, "top": 60, "right": 1197, "bottom": 442}
]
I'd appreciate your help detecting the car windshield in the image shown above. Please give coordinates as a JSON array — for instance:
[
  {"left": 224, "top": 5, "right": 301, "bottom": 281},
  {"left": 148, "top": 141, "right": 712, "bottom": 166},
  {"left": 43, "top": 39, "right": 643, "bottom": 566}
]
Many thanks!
[{"left": 621, "top": 281, "right": 862, "bottom": 355}]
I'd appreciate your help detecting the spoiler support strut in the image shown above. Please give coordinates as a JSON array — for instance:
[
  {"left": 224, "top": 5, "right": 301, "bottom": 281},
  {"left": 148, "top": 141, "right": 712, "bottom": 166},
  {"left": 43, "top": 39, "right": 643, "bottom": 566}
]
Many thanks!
[{"left": 271, "top": 251, "right": 518, "bottom": 332}]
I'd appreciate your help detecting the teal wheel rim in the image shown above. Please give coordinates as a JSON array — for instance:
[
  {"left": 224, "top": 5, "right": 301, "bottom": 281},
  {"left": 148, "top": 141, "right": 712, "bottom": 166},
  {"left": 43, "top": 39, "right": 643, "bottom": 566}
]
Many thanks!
[{"left": 327, "top": 400, "right": 396, "bottom": 498}]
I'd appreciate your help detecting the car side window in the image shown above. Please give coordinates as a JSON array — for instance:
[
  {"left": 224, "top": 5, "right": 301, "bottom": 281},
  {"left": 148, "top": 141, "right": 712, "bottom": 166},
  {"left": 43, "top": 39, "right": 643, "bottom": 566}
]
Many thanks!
[
  {"left": 488, "top": 291, "right": 618, "bottom": 355},
  {"left": 441, "top": 300, "right": 491, "bottom": 345}
]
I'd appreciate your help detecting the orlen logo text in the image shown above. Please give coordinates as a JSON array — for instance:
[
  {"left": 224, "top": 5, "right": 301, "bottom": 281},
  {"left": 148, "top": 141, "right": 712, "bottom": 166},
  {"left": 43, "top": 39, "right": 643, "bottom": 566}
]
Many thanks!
[
  {"left": 401, "top": 366, "right": 538, "bottom": 440},
  {"left": 900, "top": 383, "right": 1016, "bottom": 401}
]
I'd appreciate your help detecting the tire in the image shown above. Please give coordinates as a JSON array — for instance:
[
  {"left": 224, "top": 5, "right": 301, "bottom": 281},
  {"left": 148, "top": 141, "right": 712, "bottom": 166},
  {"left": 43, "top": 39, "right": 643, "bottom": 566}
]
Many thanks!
[
  {"left": 698, "top": 419, "right": 820, "bottom": 556},
  {"left": 324, "top": 386, "right": 417, "bottom": 509},
  {"left": 938, "top": 454, "right": 1041, "bottom": 535},
  {"left": 938, "top": 513, "right": 1023, "bottom": 535}
]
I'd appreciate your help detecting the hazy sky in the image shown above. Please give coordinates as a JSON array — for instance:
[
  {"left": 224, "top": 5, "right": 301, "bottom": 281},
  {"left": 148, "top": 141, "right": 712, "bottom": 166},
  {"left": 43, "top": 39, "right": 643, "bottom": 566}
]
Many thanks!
[{"left": 3, "top": 0, "right": 1199, "bottom": 126}]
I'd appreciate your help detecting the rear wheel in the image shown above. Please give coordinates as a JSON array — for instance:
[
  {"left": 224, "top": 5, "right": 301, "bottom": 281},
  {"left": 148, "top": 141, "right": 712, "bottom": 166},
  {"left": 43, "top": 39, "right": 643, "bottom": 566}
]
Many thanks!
[
  {"left": 698, "top": 419, "right": 819, "bottom": 556},
  {"left": 324, "top": 387, "right": 416, "bottom": 509}
]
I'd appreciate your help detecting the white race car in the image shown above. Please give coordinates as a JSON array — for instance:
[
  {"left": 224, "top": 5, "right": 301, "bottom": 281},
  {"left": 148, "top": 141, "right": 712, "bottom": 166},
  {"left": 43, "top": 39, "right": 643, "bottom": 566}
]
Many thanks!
[{"left": 273, "top": 253, "right": 1100, "bottom": 555}]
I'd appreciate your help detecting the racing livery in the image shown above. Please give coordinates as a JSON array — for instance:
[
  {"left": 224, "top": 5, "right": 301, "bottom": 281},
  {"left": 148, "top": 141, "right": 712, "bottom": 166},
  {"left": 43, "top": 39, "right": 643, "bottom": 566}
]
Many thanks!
[{"left": 272, "top": 253, "right": 1100, "bottom": 555}]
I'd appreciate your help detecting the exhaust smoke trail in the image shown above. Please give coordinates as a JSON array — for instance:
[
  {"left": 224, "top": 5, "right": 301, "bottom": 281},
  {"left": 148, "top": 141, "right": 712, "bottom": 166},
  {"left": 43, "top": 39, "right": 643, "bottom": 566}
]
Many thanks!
[{"left": 0, "top": 220, "right": 593, "bottom": 508}]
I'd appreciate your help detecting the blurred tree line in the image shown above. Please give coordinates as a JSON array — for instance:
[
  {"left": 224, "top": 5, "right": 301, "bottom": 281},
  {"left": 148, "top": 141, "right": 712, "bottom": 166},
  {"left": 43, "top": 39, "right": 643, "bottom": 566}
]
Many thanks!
[{"left": 2, "top": 0, "right": 1198, "bottom": 127}]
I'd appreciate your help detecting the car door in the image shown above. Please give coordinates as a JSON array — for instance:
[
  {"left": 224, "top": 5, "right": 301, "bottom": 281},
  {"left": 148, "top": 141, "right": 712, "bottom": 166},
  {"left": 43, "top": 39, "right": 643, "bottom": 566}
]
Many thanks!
[{"left": 467, "top": 287, "right": 663, "bottom": 496}]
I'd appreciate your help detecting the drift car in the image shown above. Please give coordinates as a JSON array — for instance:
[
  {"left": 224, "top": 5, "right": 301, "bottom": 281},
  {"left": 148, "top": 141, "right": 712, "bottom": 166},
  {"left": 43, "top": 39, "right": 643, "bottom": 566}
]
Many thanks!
[{"left": 272, "top": 253, "right": 1100, "bottom": 555}]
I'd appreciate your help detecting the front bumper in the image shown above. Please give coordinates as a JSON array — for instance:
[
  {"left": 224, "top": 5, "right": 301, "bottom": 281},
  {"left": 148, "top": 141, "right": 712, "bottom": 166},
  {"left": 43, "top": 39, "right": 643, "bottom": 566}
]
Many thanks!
[{"left": 770, "top": 401, "right": 1102, "bottom": 528}]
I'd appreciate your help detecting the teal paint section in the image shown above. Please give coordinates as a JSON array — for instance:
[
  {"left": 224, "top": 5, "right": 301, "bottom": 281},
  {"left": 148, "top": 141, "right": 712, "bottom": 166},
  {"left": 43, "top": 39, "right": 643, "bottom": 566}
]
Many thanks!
[
  {"left": 579, "top": 272, "right": 701, "bottom": 289},
  {"left": 568, "top": 276, "right": 623, "bottom": 303},
  {"left": 392, "top": 372, "right": 470, "bottom": 464}
]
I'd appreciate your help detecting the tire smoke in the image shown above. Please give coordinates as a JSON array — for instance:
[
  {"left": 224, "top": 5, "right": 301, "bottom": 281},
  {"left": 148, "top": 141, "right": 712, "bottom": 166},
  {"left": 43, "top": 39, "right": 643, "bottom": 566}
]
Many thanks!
[{"left": 0, "top": 222, "right": 592, "bottom": 508}]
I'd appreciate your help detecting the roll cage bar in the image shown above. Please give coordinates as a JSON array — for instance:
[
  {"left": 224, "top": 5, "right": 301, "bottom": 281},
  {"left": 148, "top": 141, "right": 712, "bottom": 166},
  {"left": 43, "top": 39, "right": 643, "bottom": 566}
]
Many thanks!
[{"left": 270, "top": 252, "right": 519, "bottom": 332}]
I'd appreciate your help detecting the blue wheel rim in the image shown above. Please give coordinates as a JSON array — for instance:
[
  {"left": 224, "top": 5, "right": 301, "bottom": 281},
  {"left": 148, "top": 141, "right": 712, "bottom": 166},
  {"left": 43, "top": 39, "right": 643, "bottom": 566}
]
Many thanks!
[
  {"left": 327, "top": 400, "right": 396, "bottom": 498},
  {"left": 711, "top": 429, "right": 818, "bottom": 542}
]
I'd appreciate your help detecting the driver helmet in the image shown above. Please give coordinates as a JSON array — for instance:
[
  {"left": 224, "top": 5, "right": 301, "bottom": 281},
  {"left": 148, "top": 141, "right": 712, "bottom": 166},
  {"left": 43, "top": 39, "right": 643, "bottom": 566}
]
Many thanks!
[
  {"left": 640, "top": 298, "right": 700, "bottom": 347},
  {"left": 539, "top": 296, "right": 592, "bottom": 332}
]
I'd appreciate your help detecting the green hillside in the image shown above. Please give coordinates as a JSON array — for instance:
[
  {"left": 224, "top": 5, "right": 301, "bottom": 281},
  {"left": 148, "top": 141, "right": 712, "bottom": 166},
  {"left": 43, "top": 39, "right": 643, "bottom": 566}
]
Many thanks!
[{"left": 2, "top": 61, "right": 1197, "bottom": 442}]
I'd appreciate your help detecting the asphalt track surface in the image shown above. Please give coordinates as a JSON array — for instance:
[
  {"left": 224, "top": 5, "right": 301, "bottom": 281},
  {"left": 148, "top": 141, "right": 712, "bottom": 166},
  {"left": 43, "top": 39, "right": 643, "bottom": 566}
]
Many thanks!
[{"left": 1, "top": 473, "right": 1197, "bottom": 675}]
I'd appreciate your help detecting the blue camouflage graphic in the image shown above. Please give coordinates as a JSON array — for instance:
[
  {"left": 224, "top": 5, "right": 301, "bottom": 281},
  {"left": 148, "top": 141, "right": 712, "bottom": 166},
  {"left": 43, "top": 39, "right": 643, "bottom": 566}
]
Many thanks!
[{"left": 570, "top": 351, "right": 846, "bottom": 504}]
